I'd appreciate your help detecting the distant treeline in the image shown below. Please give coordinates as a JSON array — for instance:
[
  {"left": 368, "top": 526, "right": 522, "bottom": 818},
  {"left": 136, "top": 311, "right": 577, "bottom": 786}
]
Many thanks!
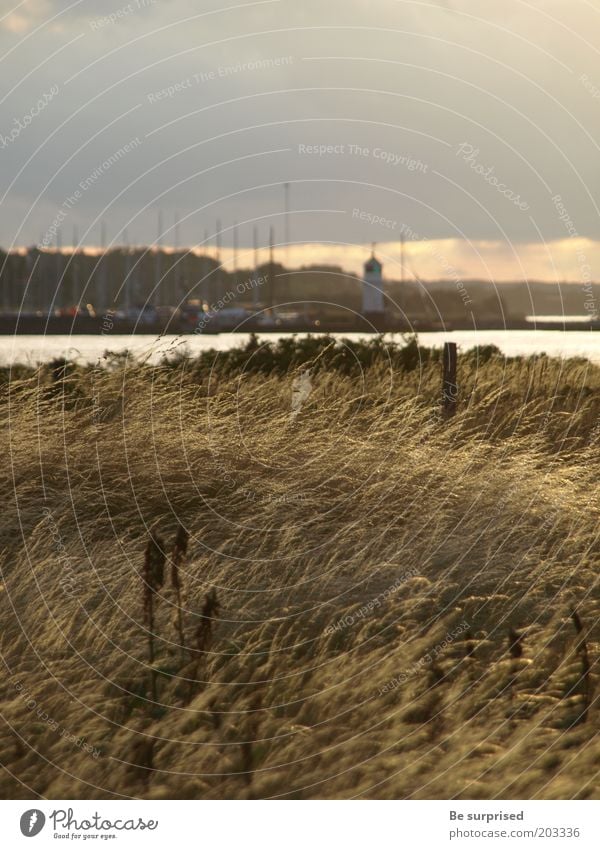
[{"left": 0, "top": 246, "right": 595, "bottom": 321}]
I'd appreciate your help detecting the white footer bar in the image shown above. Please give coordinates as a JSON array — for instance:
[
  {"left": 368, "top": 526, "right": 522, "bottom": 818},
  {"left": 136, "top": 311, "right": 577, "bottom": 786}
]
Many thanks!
[{"left": 1, "top": 800, "right": 596, "bottom": 847}]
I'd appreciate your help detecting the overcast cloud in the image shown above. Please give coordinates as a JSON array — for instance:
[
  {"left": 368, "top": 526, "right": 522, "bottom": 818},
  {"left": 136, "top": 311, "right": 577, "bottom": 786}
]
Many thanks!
[{"left": 1, "top": 0, "right": 599, "bottom": 280}]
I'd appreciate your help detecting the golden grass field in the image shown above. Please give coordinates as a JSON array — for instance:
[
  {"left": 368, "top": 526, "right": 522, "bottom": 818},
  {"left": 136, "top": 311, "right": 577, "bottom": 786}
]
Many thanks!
[{"left": 1, "top": 339, "right": 600, "bottom": 799}]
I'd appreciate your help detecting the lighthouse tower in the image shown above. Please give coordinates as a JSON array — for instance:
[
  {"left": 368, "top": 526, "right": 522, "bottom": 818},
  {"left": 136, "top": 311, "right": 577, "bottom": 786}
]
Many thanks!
[{"left": 362, "top": 248, "right": 385, "bottom": 328}]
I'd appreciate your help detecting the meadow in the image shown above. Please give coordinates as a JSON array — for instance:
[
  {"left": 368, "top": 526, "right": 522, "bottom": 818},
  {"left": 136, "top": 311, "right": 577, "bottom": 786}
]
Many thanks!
[{"left": 1, "top": 334, "right": 600, "bottom": 799}]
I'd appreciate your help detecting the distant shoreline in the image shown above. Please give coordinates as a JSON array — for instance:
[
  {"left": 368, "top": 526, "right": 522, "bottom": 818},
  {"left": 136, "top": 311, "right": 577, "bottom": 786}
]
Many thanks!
[{"left": 0, "top": 316, "right": 597, "bottom": 335}]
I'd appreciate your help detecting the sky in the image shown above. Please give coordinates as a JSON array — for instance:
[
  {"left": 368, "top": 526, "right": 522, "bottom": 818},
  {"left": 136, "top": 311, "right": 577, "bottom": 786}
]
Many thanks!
[{"left": 0, "top": 0, "right": 599, "bottom": 281}]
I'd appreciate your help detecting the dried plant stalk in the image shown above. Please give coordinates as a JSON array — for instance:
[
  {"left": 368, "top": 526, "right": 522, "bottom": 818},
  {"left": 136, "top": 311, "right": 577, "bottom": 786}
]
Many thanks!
[
  {"left": 507, "top": 627, "right": 524, "bottom": 712},
  {"left": 171, "top": 523, "right": 189, "bottom": 660},
  {"left": 196, "top": 588, "right": 220, "bottom": 656},
  {"left": 240, "top": 741, "right": 254, "bottom": 787},
  {"left": 508, "top": 627, "right": 524, "bottom": 659},
  {"left": 143, "top": 529, "right": 165, "bottom": 703},
  {"left": 571, "top": 610, "right": 591, "bottom": 725}
]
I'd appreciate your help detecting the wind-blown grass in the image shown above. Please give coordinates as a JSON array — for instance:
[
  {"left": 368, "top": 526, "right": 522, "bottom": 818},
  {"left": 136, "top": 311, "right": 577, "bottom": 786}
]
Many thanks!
[{"left": 1, "top": 337, "right": 600, "bottom": 799}]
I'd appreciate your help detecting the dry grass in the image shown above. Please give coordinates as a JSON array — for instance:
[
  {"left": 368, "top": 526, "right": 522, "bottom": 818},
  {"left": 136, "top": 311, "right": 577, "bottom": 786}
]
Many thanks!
[{"left": 1, "top": 347, "right": 600, "bottom": 799}]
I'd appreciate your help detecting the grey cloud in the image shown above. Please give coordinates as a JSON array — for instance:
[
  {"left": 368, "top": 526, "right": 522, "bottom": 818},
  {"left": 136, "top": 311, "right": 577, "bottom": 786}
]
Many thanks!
[{"left": 0, "top": 0, "right": 598, "bottom": 255}]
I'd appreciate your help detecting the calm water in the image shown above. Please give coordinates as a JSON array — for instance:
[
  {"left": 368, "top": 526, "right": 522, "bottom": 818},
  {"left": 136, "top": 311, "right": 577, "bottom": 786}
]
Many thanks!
[{"left": 1, "top": 329, "right": 598, "bottom": 366}]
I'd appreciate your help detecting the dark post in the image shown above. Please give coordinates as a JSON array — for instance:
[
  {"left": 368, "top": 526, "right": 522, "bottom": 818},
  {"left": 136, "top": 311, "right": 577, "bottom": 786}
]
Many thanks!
[
  {"left": 268, "top": 225, "right": 275, "bottom": 310},
  {"left": 442, "top": 342, "right": 458, "bottom": 419}
]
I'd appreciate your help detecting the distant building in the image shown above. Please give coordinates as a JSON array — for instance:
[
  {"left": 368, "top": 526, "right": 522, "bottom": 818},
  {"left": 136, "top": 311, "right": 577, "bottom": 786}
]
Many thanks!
[{"left": 362, "top": 250, "right": 385, "bottom": 326}]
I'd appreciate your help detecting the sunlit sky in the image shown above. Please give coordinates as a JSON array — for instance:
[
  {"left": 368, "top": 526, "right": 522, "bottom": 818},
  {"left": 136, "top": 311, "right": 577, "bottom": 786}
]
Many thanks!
[{"left": 1, "top": 0, "right": 599, "bottom": 281}]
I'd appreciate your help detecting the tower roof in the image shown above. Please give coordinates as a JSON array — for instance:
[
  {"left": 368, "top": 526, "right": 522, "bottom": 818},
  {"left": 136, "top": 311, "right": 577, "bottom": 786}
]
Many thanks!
[{"left": 364, "top": 252, "right": 382, "bottom": 274}]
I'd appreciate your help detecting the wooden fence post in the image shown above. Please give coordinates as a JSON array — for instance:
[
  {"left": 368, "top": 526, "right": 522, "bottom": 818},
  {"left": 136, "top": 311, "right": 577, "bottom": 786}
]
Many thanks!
[{"left": 442, "top": 341, "right": 458, "bottom": 419}]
